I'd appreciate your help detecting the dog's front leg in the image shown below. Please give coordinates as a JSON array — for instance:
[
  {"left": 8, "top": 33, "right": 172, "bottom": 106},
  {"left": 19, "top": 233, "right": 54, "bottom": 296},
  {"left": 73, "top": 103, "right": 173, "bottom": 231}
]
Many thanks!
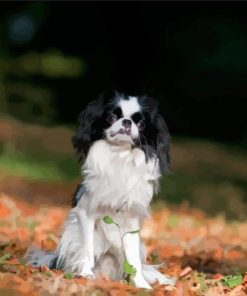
[
  {"left": 74, "top": 205, "right": 95, "bottom": 278},
  {"left": 122, "top": 225, "right": 152, "bottom": 289}
]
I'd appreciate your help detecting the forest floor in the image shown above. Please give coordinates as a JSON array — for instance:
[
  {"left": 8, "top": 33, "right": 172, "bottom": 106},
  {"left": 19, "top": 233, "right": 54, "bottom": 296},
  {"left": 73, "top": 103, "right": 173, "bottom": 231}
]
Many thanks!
[{"left": 0, "top": 187, "right": 247, "bottom": 295}]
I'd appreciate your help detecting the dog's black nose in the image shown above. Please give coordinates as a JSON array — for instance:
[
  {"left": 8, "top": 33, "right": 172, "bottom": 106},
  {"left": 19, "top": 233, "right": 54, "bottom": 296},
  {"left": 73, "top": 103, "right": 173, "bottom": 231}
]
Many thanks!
[{"left": 122, "top": 119, "right": 132, "bottom": 128}]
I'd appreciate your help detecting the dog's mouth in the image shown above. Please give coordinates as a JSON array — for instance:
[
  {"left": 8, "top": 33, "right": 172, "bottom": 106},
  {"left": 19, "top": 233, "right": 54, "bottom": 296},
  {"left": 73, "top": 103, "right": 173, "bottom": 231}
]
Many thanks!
[{"left": 110, "top": 128, "right": 131, "bottom": 137}]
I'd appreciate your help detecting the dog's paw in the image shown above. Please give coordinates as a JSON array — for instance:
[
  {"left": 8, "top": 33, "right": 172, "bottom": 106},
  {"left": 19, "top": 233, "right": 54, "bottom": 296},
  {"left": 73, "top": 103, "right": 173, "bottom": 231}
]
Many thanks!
[
  {"left": 76, "top": 269, "right": 95, "bottom": 279},
  {"left": 133, "top": 274, "right": 152, "bottom": 289},
  {"left": 156, "top": 274, "right": 176, "bottom": 286},
  {"left": 76, "top": 257, "right": 95, "bottom": 279},
  {"left": 142, "top": 265, "right": 176, "bottom": 286}
]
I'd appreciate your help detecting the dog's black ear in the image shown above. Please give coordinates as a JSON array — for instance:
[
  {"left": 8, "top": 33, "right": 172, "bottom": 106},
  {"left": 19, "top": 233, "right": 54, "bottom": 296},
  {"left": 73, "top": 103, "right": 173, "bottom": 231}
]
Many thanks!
[
  {"left": 72, "top": 97, "right": 105, "bottom": 161},
  {"left": 139, "top": 96, "right": 171, "bottom": 174},
  {"left": 155, "top": 113, "right": 171, "bottom": 173}
]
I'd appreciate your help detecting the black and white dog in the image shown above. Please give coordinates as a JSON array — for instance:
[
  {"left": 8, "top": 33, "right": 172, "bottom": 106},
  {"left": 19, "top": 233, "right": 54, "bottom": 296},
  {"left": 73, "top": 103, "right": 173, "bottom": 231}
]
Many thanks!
[{"left": 27, "top": 92, "right": 175, "bottom": 289}]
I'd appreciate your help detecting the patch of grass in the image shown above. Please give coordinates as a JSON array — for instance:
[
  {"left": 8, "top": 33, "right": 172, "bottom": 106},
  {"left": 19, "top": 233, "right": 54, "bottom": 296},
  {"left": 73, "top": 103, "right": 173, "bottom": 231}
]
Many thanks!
[
  {"left": 158, "top": 167, "right": 247, "bottom": 219},
  {"left": 0, "top": 152, "right": 64, "bottom": 181},
  {"left": 0, "top": 148, "right": 78, "bottom": 182}
]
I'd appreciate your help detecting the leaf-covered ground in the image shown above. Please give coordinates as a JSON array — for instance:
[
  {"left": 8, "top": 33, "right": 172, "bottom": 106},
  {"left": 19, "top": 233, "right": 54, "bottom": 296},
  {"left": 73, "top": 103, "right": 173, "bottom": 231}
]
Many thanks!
[{"left": 0, "top": 192, "right": 247, "bottom": 296}]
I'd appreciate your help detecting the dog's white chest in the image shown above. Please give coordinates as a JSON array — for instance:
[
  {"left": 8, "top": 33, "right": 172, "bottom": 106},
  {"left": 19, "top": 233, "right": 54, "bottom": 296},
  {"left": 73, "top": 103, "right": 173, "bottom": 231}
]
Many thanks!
[{"left": 82, "top": 140, "right": 160, "bottom": 216}]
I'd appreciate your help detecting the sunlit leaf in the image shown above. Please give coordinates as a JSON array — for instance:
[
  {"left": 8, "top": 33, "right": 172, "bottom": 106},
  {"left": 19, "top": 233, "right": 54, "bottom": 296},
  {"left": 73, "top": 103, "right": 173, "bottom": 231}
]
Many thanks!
[
  {"left": 123, "top": 259, "right": 136, "bottom": 276},
  {"left": 150, "top": 252, "right": 158, "bottom": 264},
  {"left": 221, "top": 275, "right": 243, "bottom": 288},
  {"left": 103, "top": 216, "right": 114, "bottom": 224},
  {"left": 103, "top": 215, "right": 119, "bottom": 228}
]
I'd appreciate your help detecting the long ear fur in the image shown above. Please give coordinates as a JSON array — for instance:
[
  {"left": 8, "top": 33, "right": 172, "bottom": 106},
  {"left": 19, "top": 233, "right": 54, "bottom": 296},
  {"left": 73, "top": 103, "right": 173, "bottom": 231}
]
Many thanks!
[
  {"left": 155, "top": 113, "right": 171, "bottom": 173},
  {"left": 72, "top": 97, "right": 105, "bottom": 161},
  {"left": 139, "top": 97, "right": 170, "bottom": 174}
]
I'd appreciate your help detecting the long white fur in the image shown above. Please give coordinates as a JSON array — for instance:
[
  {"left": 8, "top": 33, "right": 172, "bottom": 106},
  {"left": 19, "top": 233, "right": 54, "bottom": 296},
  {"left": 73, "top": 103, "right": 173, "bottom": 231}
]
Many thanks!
[{"left": 27, "top": 139, "right": 175, "bottom": 288}]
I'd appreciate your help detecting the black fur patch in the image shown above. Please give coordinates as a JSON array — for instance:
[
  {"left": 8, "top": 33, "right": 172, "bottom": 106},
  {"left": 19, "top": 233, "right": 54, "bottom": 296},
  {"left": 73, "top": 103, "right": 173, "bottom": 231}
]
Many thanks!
[
  {"left": 72, "top": 184, "right": 87, "bottom": 207},
  {"left": 131, "top": 112, "right": 143, "bottom": 123},
  {"left": 49, "top": 256, "right": 64, "bottom": 270},
  {"left": 113, "top": 107, "right": 123, "bottom": 119}
]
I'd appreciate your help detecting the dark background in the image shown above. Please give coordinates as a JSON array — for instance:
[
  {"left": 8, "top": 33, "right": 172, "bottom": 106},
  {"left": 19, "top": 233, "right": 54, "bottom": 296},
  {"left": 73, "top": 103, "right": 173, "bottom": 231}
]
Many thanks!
[
  {"left": 1, "top": 1, "right": 247, "bottom": 144},
  {"left": 0, "top": 2, "right": 247, "bottom": 219}
]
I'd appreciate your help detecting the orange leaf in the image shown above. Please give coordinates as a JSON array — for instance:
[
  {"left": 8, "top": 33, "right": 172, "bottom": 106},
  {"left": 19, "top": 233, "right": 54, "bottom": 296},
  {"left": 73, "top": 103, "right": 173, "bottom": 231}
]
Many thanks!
[
  {"left": 0, "top": 202, "right": 11, "bottom": 218},
  {"left": 41, "top": 238, "right": 57, "bottom": 251}
]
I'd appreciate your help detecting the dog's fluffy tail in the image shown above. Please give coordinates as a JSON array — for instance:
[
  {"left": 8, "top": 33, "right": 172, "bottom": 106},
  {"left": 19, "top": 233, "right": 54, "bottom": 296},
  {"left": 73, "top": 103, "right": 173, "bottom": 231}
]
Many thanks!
[{"left": 25, "top": 247, "right": 57, "bottom": 268}]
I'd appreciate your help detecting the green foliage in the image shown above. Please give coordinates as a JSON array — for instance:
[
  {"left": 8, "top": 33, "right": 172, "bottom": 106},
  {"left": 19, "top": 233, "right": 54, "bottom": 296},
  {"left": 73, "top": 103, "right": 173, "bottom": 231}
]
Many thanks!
[
  {"left": 173, "top": 19, "right": 247, "bottom": 100},
  {"left": 0, "top": 253, "right": 11, "bottom": 265},
  {"left": 103, "top": 216, "right": 138, "bottom": 285},
  {"left": 103, "top": 216, "right": 119, "bottom": 228},
  {"left": 194, "top": 272, "right": 208, "bottom": 294},
  {"left": 0, "top": 149, "right": 67, "bottom": 181},
  {"left": 127, "top": 230, "right": 140, "bottom": 234},
  {"left": 123, "top": 259, "right": 136, "bottom": 276},
  {"left": 0, "top": 142, "right": 78, "bottom": 182},
  {"left": 150, "top": 252, "right": 158, "bottom": 264},
  {"left": 221, "top": 274, "right": 243, "bottom": 288},
  {"left": 103, "top": 216, "right": 114, "bottom": 224},
  {"left": 0, "top": 50, "right": 85, "bottom": 125},
  {"left": 15, "top": 51, "right": 85, "bottom": 78},
  {"left": 123, "top": 259, "right": 137, "bottom": 284},
  {"left": 157, "top": 138, "right": 247, "bottom": 219},
  {"left": 64, "top": 272, "right": 74, "bottom": 279}
]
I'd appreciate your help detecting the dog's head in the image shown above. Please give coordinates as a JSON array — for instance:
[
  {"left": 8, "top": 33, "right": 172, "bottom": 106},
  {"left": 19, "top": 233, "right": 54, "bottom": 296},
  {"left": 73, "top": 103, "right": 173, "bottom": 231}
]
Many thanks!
[{"left": 72, "top": 92, "right": 170, "bottom": 173}]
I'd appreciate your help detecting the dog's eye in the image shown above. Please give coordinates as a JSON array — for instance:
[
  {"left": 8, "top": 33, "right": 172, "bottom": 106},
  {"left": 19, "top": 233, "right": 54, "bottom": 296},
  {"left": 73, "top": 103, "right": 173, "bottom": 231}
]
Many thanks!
[
  {"left": 107, "top": 114, "right": 117, "bottom": 124},
  {"left": 137, "top": 121, "right": 145, "bottom": 132}
]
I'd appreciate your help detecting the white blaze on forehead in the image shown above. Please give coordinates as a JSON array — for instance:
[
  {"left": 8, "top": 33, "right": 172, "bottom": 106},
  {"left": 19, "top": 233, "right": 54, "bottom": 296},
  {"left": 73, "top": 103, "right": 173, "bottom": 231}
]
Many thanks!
[{"left": 119, "top": 96, "right": 140, "bottom": 117}]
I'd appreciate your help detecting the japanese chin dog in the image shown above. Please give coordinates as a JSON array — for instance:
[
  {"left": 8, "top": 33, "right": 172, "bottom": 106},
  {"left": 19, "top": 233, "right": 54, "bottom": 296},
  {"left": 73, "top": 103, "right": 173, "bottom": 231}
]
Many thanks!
[{"left": 27, "top": 92, "right": 175, "bottom": 289}]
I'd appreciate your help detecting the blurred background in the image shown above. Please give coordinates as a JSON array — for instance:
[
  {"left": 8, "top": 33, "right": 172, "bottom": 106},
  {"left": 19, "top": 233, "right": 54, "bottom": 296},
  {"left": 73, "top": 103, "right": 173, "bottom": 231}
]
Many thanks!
[{"left": 0, "top": 2, "right": 246, "bottom": 220}]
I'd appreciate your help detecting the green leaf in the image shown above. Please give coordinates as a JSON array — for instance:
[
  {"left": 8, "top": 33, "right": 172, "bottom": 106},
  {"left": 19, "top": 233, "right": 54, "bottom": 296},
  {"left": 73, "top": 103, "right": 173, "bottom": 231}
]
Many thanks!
[
  {"left": 103, "top": 216, "right": 114, "bottom": 224},
  {"left": 167, "top": 214, "right": 179, "bottom": 228},
  {"left": 64, "top": 272, "right": 73, "bottom": 279},
  {"left": 26, "top": 219, "right": 37, "bottom": 232},
  {"left": 221, "top": 275, "right": 242, "bottom": 288},
  {"left": 150, "top": 252, "right": 158, "bottom": 264},
  {"left": 102, "top": 216, "right": 119, "bottom": 228},
  {"left": 19, "top": 258, "right": 27, "bottom": 266},
  {"left": 128, "top": 229, "right": 140, "bottom": 234},
  {"left": 194, "top": 272, "right": 208, "bottom": 294},
  {"left": 0, "top": 253, "right": 11, "bottom": 265},
  {"left": 123, "top": 259, "right": 136, "bottom": 276}
]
